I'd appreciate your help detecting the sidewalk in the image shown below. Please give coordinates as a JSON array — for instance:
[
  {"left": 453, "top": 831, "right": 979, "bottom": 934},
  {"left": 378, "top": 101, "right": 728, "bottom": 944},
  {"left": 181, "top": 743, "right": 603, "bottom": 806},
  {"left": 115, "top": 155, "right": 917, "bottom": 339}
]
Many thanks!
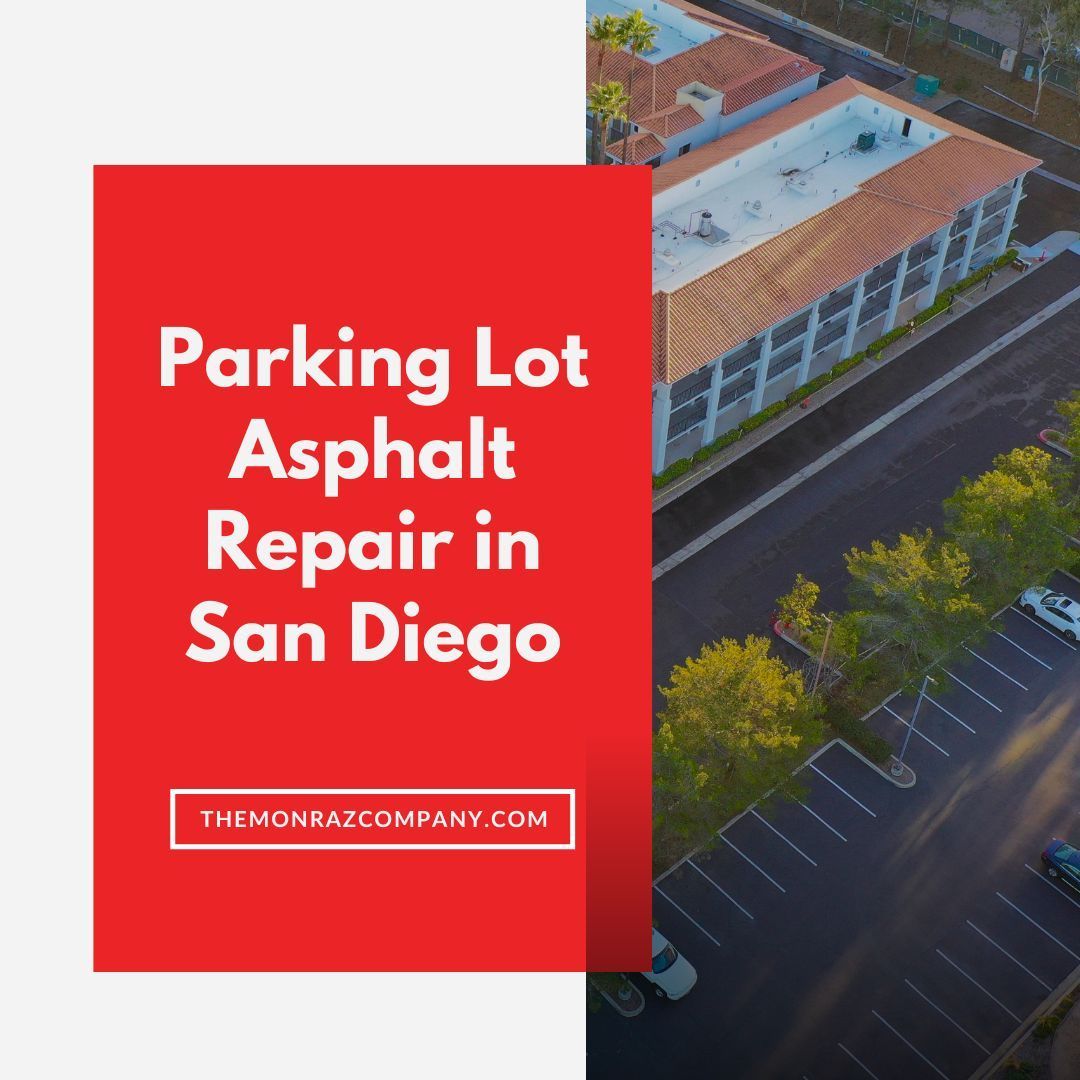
[
  {"left": 1051, "top": 995, "right": 1080, "bottom": 1079},
  {"left": 653, "top": 232, "right": 1079, "bottom": 514}
]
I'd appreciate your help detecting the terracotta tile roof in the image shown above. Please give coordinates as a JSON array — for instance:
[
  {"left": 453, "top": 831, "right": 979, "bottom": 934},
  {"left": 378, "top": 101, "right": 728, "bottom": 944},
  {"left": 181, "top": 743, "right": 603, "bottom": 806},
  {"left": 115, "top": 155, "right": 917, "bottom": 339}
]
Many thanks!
[
  {"left": 586, "top": 31, "right": 822, "bottom": 126},
  {"left": 654, "top": 192, "right": 954, "bottom": 382},
  {"left": 661, "top": 0, "right": 770, "bottom": 38},
  {"left": 859, "top": 134, "right": 1040, "bottom": 214},
  {"left": 607, "top": 131, "right": 667, "bottom": 164},
  {"left": 637, "top": 104, "right": 704, "bottom": 138}
]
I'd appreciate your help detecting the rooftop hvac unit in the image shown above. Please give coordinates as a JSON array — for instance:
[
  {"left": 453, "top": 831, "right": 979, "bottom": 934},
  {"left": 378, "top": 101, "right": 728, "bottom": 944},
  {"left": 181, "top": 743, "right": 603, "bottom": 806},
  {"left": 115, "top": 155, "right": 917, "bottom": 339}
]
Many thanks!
[{"left": 856, "top": 130, "right": 876, "bottom": 153}]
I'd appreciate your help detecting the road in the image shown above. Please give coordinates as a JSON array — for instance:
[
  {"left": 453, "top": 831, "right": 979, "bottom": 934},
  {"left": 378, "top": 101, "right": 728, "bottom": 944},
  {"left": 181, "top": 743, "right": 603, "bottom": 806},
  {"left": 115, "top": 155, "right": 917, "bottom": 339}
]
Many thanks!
[{"left": 653, "top": 251, "right": 1080, "bottom": 715}]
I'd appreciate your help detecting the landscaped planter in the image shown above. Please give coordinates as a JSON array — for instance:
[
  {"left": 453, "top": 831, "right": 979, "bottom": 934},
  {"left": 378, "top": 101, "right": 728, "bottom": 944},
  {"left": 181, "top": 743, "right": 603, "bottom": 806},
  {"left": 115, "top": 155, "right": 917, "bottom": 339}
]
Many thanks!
[
  {"left": 590, "top": 975, "right": 645, "bottom": 1018},
  {"left": 1039, "top": 429, "right": 1073, "bottom": 457}
]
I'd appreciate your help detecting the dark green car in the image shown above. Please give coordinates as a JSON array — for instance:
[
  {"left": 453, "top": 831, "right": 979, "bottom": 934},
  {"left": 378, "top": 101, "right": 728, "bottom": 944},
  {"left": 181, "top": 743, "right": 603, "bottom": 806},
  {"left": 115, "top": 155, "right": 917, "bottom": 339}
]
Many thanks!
[{"left": 1041, "top": 839, "right": 1080, "bottom": 891}]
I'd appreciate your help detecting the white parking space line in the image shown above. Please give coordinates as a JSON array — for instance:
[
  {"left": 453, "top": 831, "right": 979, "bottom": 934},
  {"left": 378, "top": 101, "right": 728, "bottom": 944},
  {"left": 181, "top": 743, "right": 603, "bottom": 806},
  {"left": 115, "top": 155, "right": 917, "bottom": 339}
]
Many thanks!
[
  {"left": 942, "top": 668, "right": 1003, "bottom": 713},
  {"left": 936, "top": 948, "right": 1022, "bottom": 1022},
  {"left": 837, "top": 1042, "right": 882, "bottom": 1079},
  {"left": 808, "top": 763, "right": 877, "bottom": 817},
  {"left": 904, "top": 979, "right": 990, "bottom": 1055},
  {"left": 872, "top": 1012, "right": 950, "bottom": 1080},
  {"left": 995, "top": 631, "right": 1052, "bottom": 670},
  {"left": 751, "top": 809, "right": 818, "bottom": 866},
  {"left": 654, "top": 885, "right": 727, "bottom": 949},
  {"left": 1011, "top": 606, "right": 1078, "bottom": 650},
  {"left": 925, "top": 695, "right": 977, "bottom": 734},
  {"left": 798, "top": 799, "right": 847, "bottom": 842},
  {"left": 997, "top": 892, "right": 1080, "bottom": 961},
  {"left": 963, "top": 646, "right": 1028, "bottom": 690},
  {"left": 687, "top": 860, "right": 756, "bottom": 921},
  {"left": 966, "top": 920, "right": 1053, "bottom": 991},
  {"left": 720, "top": 835, "right": 787, "bottom": 893},
  {"left": 1025, "top": 863, "right": 1080, "bottom": 911},
  {"left": 883, "top": 704, "right": 950, "bottom": 756}
]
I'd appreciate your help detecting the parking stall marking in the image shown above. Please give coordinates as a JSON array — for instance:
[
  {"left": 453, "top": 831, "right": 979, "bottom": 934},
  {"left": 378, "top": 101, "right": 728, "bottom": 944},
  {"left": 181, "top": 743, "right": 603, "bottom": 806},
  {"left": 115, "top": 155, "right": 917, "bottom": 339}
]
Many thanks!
[
  {"left": 837, "top": 1042, "right": 882, "bottom": 1079},
  {"left": 1024, "top": 863, "right": 1080, "bottom": 911},
  {"left": 798, "top": 799, "right": 847, "bottom": 842},
  {"left": 883, "top": 704, "right": 950, "bottom": 757},
  {"left": 808, "top": 763, "right": 877, "bottom": 818},
  {"left": 963, "top": 646, "right": 1029, "bottom": 690},
  {"left": 904, "top": 979, "right": 990, "bottom": 1055},
  {"left": 720, "top": 835, "right": 787, "bottom": 893},
  {"left": 996, "top": 892, "right": 1080, "bottom": 962},
  {"left": 935, "top": 948, "right": 1022, "bottom": 1022},
  {"left": 995, "top": 631, "right": 1052, "bottom": 670},
  {"left": 924, "top": 694, "right": 977, "bottom": 733},
  {"left": 941, "top": 669, "right": 1003, "bottom": 713},
  {"left": 1011, "top": 605, "right": 1078, "bottom": 650},
  {"left": 653, "top": 885, "right": 727, "bottom": 949},
  {"left": 751, "top": 808, "right": 818, "bottom": 866},
  {"left": 871, "top": 1011, "right": 951, "bottom": 1080},
  {"left": 965, "top": 920, "right": 1053, "bottom": 991},
  {"left": 686, "top": 859, "right": 756, "bottom": 921}
]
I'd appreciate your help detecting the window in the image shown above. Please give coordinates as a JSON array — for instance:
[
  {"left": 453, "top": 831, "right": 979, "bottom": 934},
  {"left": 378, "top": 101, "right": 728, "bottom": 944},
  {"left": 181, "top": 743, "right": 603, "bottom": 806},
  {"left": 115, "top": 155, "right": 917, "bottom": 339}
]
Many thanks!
[
  {"left": 902, "top": 117, "right": 912, "bottom": 137},
  {"left": 772, "top": 140, "right": 778, "bottom": 148},
  {"left": 929, "top": 132, "right": 936, "bottom": 140},
  {"left": 873, "top": 106, "right": 880, "bottom": 115},
  {"left": 735, "top": 159, "right": 740, "bottom": 168},
  {"left": 678, "top": 143, "right": 691, "bottom": 156}
]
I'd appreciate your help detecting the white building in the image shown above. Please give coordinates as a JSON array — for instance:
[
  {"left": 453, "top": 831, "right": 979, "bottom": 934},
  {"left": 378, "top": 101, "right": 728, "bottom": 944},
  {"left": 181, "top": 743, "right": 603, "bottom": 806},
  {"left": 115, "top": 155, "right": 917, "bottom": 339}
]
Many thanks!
[
  {"left": 586, "top": 0, "right": 822, "bottom": 166},
  {"left": 651, "top": 76, "right": 1040, "bottom": 473}
]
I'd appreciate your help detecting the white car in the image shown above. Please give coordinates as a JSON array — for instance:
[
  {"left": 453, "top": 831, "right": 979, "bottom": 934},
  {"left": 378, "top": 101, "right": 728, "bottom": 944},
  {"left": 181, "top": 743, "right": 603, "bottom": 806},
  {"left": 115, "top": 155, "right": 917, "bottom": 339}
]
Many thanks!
[
  {"left": 1019, "top": 586, "right": 1080, "bottom": 640},
  {"left": 643, "top": 928, "right": 698, "bottom": 1000}
]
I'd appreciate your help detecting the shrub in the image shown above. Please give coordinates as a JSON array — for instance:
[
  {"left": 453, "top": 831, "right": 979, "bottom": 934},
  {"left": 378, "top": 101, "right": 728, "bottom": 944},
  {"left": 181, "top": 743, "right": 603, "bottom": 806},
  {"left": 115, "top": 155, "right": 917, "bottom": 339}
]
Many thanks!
[
  {"left": 1034, "top": 1014, "right": 1061, "bottom": 1039},
  {"left": 826, "top": 705, "right": 893, "bottom": 764}
]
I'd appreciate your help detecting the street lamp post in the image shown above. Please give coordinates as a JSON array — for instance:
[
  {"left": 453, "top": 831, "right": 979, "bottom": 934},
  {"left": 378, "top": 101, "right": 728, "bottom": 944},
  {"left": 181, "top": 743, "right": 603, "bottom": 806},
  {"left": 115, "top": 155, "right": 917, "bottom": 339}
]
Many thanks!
[
  {"left": 891, "top": 673, "right": 935, "bottom": 777},
  {"left": 810, "top": 616, "right": 834, "bottom": 697}
]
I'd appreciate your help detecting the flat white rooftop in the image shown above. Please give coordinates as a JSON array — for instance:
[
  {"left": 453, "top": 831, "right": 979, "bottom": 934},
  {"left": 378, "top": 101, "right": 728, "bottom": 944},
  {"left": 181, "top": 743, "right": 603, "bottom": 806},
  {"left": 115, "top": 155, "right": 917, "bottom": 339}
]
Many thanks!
[
  {"left": 585, "top": 0, "right": 717, "bottom": 64},
  {"left": 653, "top": 110, "right": 941, "bottom": 290}
]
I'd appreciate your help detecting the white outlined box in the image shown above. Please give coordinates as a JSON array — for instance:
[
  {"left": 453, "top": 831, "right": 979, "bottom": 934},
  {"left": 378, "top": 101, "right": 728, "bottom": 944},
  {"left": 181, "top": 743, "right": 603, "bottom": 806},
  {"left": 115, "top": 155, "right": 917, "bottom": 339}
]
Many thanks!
[{"left": 169, "top": 788, "right": 577, "bottom": 850}]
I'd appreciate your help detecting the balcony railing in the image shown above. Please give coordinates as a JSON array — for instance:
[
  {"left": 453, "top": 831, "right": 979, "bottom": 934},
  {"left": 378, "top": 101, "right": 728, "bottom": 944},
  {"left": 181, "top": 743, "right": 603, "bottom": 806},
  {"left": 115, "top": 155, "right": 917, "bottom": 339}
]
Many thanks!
[
  {"left": 667, "top": 399, "right": 708, "bottom": 439},
  {"left": 767, "top": 348, "right": 802, "bottom": 381},
  {"left": 671, "top": 374, "right": 713, "bottom": 409},
  {"left": 716, "top": 376, "right": 756, "bottom": 411},
  {"left": 771, "top": 318, "right": 810, "bottom": 350}
]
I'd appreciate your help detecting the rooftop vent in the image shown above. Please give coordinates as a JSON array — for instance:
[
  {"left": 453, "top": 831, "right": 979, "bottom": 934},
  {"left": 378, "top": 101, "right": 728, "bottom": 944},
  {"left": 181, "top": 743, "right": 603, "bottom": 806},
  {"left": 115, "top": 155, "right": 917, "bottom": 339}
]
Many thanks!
[
  {"left": 855, "top": 130, "right": 876, "bottom": 153},
  {"left": 697, "top": 210, "right": 728, "bottom": 246}
]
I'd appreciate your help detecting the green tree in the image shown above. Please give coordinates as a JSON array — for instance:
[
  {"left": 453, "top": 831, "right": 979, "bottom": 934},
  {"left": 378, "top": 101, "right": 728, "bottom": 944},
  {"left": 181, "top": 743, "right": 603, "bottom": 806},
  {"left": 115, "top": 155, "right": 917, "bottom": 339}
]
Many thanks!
[
  {"left": 939, "top": 0, "right": 989, "bottom": 54},
  {"left": 587, "top": 14, "right": 625, "bottom": 165},
  {"left": 873, "top": 0, "right": 907, "bottom": 56},
  {"left": 587, "top": 81, "right": 629, "bottom": 165},
  {"left": 617, "top": 10, "right": 659, "bottom": 167},
  {"left": 653, "top": 636, "right": 822, "bottom": 863},
  {"left": 944, "top": 447, "right": 1070, "bottom": 605},
  {"left": 844, "top": 528, "right": 985, "bottom": 677},
  {"left": 901, "top": 0, "right": 926, "bottom": 64},
  {"left": 1055, "top": 388, "right": 1080, "bottom": 464}
]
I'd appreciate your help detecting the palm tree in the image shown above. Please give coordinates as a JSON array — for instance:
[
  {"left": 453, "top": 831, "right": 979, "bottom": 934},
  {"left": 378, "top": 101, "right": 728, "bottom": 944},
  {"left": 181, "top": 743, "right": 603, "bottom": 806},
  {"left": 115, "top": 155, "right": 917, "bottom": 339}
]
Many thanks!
[
  {"left": 588, "top": 14, "right": 624, "bottom": 164},
  {"left": 587, "top": 81, "right": 630, "bottom": 165},
  {"left": 618, "top": 11, "right": 659, "bottom": 166}
]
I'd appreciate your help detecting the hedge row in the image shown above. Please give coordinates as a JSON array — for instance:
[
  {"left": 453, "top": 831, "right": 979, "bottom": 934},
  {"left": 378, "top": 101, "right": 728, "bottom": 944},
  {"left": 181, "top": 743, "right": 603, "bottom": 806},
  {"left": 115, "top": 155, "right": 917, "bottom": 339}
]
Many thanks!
[{"left": 653, "top": 250, "right": 1019, "bottom": 490}]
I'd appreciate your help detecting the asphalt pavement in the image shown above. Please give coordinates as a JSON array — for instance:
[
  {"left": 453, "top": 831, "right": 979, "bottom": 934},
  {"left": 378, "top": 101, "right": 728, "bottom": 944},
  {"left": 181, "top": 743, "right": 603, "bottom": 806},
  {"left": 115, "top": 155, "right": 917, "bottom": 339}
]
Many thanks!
[{"left": 590, "top": 576, "right": 1080, "bottom": 1078}]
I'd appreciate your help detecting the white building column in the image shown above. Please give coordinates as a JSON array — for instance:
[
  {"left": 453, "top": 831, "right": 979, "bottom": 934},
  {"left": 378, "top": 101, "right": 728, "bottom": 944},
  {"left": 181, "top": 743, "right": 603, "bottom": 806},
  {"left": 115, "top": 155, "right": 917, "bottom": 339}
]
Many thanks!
[
  {"left": 958, "top": 196, "right": 986, "bottom": 279},
  {"left": 996, "top": 178, "right": 1024, "bottom": 255},
  {"left": 926, "top": 223, "right": 952, "bottom": 299},
  {"left": 795, "top": 301, "right": 821, "bottom": 387},
  {"left": 652, "top": 382, "right": 671, "bottom": 475},
  {"left": 702, "top": 359, "right": 726, "bottom": 443},
  {"left": 749, "top": 328, "right": 774, "bottom": 415},
  {"left": 883, "top": 247, "right": 910, "bottom": 333},
  {"left": 839, "top": 277, "right": 865, "bottom": 360}
]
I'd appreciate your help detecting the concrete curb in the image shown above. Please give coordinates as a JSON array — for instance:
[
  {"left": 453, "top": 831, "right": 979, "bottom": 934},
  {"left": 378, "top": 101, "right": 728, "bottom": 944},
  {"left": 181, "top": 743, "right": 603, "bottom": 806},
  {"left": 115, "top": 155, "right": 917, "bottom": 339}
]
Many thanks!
[{"left": 969, "top": 965, "right": 1080, "bottom": 1080}]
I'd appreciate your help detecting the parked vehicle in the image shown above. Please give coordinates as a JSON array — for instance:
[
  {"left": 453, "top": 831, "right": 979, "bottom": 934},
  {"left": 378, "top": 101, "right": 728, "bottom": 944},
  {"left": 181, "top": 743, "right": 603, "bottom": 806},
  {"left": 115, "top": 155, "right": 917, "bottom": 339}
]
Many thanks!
[
  {"left": 1018, "top": 586, "right": 1080, "bottom": 640},
  {"left": 1041, "top": 839, "right": 1080, "bottom": 892},
  {"left": 643, "top": 928, "right": 698, "bottom": 1000}
]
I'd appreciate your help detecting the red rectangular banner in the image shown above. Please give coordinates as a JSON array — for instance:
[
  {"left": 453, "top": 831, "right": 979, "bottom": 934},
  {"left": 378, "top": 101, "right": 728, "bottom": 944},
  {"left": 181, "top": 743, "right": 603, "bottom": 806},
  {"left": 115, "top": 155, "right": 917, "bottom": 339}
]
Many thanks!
[{"left": 94, "top": 166, "right": 652, "bottom": 972}]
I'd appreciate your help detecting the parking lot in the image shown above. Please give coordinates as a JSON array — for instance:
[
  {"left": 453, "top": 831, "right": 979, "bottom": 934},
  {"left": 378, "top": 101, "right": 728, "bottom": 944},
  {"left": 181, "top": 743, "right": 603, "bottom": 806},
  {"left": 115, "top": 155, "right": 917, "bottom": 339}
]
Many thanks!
[{"left": 589, "top": 572, "right": 1080, "bottom": 1078}]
